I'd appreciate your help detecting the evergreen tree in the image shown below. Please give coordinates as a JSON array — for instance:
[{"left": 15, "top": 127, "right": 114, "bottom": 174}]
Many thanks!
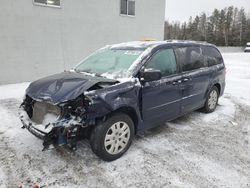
[
  {"left": 199, "top": 13, "right": 207, "bottom": 41},
  {"left": 164, "top": 6, "right": 250, "bottom": 46}
]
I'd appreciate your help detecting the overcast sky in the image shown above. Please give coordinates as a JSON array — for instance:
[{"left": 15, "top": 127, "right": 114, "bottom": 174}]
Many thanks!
[{"left": 165, "top": 0, "right": 250, "bottom": 22}]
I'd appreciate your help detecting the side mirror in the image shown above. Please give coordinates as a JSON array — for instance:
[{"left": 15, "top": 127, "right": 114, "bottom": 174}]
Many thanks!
[{"left": 140, "top": 69, "right": 162, "bottom": 82}]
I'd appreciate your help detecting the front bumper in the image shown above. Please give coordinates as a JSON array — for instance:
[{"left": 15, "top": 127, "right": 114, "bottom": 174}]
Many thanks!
[
  {"left": 19, "top": 105, "right": 84, "bottom": 150},
  {"left": 19, "top": 107, "right": 50, "bottom": 139},
  {"left": 21, "top": 118, "right": 47, "bottom": 139}
]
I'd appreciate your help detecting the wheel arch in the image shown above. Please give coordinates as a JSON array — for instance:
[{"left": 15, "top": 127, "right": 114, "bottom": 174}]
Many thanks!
[
  {"left": 112, "top": 106, "right": 138, "bottom": 134},
  {"left": 206, "top": 82, "right": 221, "bottom": 98},
  {"left": 203, "top": 82, "right": 221, "bottom": 105},
  {"left": 214, "top": 83, "right": 221, "bottom": 95}
]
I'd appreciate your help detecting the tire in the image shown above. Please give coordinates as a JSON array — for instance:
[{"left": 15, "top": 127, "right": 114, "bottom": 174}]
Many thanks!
[
  {"left": 202, "top": 86, "right": 219, "bottom": 113},
  {"left": 90, "top": 112, "right": 135, "bottom": 161}
]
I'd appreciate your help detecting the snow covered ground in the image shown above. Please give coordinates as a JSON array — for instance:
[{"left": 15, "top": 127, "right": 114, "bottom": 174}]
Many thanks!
[{"left": 0, "top": 53, "right": 250, "bottom": 188}]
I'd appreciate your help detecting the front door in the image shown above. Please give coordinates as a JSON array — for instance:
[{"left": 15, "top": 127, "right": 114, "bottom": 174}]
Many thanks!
[{"left": 141, "top": 48, "right": 182, "bottom": 129}]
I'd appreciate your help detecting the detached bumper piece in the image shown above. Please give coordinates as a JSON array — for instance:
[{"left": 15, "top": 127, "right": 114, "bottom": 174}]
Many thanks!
[
  {"left": 20, "top": 117, "right": 46, "bottom": 139},
  {"left": 19, "top": 106, "right": 82, "bottom": 151}
]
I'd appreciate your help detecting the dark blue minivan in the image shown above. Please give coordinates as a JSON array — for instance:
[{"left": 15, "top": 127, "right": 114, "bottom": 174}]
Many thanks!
[{"left": 19, "top": 40, "right": 226, "bottom": 161}]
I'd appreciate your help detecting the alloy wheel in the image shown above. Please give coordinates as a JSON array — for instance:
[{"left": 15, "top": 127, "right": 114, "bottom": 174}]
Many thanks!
[
  {"left": 104, "top": 121, "right": 130, "bottom": 155},
  {"left": 208, "top": 90, "right": 218, "bottom": 110}
]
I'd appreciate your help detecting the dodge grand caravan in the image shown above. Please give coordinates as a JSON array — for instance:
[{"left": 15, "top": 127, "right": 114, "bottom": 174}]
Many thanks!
[{"left": 19, "top": 40, "right": 226, "bottom": 161}]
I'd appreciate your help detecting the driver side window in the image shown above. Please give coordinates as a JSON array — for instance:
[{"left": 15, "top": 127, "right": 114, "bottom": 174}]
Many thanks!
[{"left": 145, "top": 48, "right": 177, "bottom": 77}]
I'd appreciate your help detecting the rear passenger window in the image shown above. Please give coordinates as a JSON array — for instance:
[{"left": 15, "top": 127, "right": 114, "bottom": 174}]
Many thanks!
[
  {"left": 145, "top": 48, "right": 177, "bottom": 77},
  {"left": 175, "top": 46, "right": 205, "bottom": 72},
  {"left": 202, "top": 46, "right": 223, "bottom": 66}
]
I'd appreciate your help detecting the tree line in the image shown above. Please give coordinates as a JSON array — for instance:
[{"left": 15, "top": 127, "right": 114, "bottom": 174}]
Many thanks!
[{"left": 164, "top": 6, "right": 250, "bottom": 46}]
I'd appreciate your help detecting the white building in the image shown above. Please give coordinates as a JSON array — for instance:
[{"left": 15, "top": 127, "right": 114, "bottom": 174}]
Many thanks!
[{"left": 0, "top": 0, "right": 166, "bottom": 84}]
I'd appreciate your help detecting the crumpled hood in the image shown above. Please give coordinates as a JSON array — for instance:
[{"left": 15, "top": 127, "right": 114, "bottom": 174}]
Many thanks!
[{"left": 26, "top": 71, "right": 117, "bottom": 104}]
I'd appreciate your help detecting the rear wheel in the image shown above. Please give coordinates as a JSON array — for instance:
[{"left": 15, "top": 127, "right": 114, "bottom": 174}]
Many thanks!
[
  {"left": 202, "top": 86, "right": 219, "bottom": 113},
  {"left": 90, "top": 113, "right": 134, "bottom": 161}
]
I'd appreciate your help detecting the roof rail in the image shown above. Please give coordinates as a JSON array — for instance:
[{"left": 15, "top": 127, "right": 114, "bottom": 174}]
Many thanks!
[{"left": 165, "top": 40, "right": 208, "bottom": 44}]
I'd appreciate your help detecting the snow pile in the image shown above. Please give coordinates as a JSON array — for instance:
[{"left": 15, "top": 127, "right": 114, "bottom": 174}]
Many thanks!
[
  {"left": 0, "top": 82, "right": 29, "bottom": 100},
  {"left": 201, "top": 96, "right": 235, "bottom": 123},
  {"left": 218, "top": 47, "right": 244, "bottom": 53},
  {"left": 223, "top": 53, "right": 250, "bottom": 105},
  {"left": 42, "top": 113, "right": 58, "bottom": 126}
]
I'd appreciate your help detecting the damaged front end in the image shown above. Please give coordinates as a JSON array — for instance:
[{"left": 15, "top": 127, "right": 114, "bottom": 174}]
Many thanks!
[
  {"left": 19, "top": 71, "right": 142, "bottom": 152},
  {"left": 19, "top": 94, "right": 92, "bottom": 151},
  {"left": 18, "top": 71, "right": 120, "bottom": 150}
]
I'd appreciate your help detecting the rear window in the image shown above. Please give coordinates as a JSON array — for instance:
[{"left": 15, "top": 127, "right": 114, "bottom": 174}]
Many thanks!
[
  {"left": 175, "top": 46, "right": 206, "bottom": 72},
  {"left": 202, "top": 46, "right": 223, "bottom": 66}
]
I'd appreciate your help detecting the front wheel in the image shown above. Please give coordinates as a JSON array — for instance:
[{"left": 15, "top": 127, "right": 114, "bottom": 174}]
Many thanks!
[
  {"left": 90, "top": 113, "right": 134, "bottom": 161},
  {"left": 202, "top": 86, "right": 219, "bottom": 113}
]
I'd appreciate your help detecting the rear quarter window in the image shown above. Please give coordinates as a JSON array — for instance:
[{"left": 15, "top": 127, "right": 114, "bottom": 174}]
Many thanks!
[{"left": 202, "top": 46, "right": 223, "bottom": 66}]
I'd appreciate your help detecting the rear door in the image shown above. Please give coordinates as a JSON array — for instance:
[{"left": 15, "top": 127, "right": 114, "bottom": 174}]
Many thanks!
[
  {"left": 141, "top": 47, "right": 182, "bottom": 128},
  {"left": 174, "top": 45, "right": 211, "bottom": 114}
]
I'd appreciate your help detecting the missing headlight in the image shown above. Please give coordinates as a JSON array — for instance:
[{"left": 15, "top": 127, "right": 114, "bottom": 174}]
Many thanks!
[{"left": 60, "top": 95, "right": 91, "bottom": 118}]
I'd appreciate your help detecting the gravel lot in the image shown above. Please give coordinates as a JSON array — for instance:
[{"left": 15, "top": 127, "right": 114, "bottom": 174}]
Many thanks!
[{"left": 0, "top": 53, "right": 250, "bottom": 188}]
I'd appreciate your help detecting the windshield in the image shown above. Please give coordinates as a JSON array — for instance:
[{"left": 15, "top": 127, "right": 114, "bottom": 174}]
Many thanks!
[{"left": 75, "top": 48, "right": 144, "bottom": 79}]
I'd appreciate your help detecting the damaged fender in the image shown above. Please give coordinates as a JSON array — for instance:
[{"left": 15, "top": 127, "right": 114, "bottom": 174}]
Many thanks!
[{"left": 84, "top": 79, "right": 142, "bottom": 128}]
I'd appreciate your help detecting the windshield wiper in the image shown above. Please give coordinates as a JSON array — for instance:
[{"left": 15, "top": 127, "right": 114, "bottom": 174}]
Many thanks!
[
  {"left": 74, "top": 69, "right": 104, "bottom": 78},
  {"left": 74, "top": 69, "right": 91, "bottom": 74}
]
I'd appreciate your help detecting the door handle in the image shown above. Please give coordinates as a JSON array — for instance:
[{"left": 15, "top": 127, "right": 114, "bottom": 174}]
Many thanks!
[
  {"left": 173, "top": 80, "right": 182, "bottom": 85},
  {"left": 178, "top": 80, "right": 182, "bottom": 83}
]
